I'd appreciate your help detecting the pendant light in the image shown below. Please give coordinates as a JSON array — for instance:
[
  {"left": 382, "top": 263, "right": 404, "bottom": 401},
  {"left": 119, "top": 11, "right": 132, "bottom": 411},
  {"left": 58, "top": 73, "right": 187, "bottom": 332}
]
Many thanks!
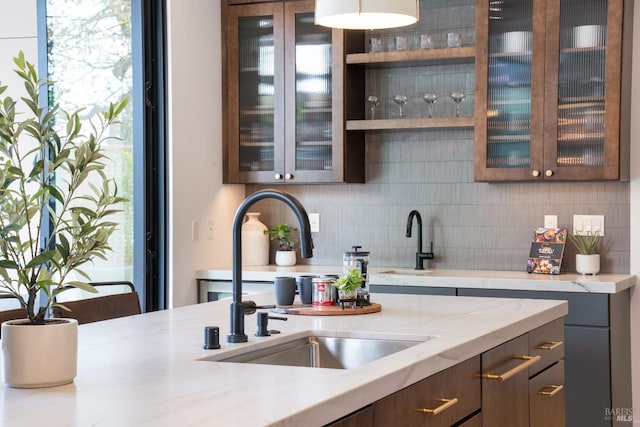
[{"left": 315, "top": 0, "right": 419, "bottom": 30}]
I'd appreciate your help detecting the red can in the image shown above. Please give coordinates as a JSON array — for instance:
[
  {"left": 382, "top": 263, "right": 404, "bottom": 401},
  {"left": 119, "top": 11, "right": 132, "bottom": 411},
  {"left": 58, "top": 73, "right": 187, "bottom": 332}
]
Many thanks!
[{"left": 312, "top": 277, "right": 335, "bottom": 306}]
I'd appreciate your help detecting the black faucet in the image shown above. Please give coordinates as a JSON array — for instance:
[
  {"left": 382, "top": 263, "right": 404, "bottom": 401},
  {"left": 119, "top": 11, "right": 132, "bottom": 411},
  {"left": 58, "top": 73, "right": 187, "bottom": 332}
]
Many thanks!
[
  {"left": 406, "top": 210, "right": 434, "bottom": 270},
  {"left": 228, "top": 189, "right": 314, "bottom": 343}
]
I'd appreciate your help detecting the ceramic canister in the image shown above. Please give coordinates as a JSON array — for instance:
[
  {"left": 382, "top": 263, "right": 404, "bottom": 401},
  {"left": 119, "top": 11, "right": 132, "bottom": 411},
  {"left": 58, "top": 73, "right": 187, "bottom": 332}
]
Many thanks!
[{"left": 241, "top": 212, "right": 269, "bottom": 266}]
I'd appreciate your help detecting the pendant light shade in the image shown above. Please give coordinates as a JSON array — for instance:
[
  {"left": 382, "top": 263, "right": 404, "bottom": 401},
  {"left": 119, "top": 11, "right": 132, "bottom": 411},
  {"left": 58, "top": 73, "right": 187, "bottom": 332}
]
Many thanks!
[{"left": 315, "top": 0, "right": 419, "bottom": 30}]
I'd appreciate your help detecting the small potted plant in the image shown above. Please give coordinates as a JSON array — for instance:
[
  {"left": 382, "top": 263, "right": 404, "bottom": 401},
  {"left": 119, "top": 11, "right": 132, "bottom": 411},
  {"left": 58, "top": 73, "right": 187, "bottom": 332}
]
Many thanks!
[
  {"left": 264, "top": 223, "right": 298, "bottom": 266},
  {"left": 568, "top": 231, "right": 601, "bottom": 275},
  {"left": 335, "top": 268, "right": 364, "bottom": 308},
  {"left": 0, "top": 52, "right": 127, "bottom": 388}
]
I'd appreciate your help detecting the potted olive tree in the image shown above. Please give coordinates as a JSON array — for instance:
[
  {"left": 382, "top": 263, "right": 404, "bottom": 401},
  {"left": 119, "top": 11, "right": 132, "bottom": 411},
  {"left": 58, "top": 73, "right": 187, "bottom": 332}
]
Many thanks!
[
  {"left": 0, "top": 52, "right": 128, "bottom": 388},
  {"left": 264, "top": 223, "right": 298, "bottom": 266},
  {"left": 568, "top": 231, "right": 601, "bottom": 275}
]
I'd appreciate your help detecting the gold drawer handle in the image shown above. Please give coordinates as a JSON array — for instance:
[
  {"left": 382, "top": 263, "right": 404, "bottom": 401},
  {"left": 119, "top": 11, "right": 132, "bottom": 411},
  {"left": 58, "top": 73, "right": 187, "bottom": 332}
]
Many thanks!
[
  {"left": 538, "top": 341, "right": 563, "bottom": 351},
  {"left": 483, "top": 355, "right": 541, "bottom": 382},
  {"left": 416, "top": 397, "right": 459, "bottom": 415},
  {"left": 537, "top": 384, "right": 564, "bottom": 397}
]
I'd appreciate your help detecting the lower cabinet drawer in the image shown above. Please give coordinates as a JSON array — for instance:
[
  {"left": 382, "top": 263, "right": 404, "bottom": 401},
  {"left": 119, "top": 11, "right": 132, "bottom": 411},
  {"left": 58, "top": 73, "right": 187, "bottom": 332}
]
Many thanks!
[
  {"left": 529, "top": 361, "right": 565, "bottom": 427},
  {"left": 373, "top": 356, "right": 481, "bottom": 427},
  {"left": 528, "top": 318, "right": 564, "bottom": 376}
]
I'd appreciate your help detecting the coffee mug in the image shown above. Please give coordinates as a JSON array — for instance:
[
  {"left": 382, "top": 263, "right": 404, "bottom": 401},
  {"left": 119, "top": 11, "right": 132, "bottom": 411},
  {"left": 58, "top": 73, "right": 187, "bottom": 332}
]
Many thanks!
[
  {"left": 297, "top": 275, "right": 316, "bottom": 305},
  {"left": 274, "top": 276, "right": 296, "bottom": 306}
]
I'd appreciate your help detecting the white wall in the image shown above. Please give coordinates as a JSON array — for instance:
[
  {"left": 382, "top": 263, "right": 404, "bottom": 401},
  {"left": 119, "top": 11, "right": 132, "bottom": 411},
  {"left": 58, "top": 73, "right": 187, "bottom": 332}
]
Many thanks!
[
  {"left": 165, "top": 0, "right": 244, "bottom": 308},
  {"left": 629, "top": 0, "right": 640, "bottom": 418},
  {"left": 0, "top": 0, "right": 38, "bottom": 92}
]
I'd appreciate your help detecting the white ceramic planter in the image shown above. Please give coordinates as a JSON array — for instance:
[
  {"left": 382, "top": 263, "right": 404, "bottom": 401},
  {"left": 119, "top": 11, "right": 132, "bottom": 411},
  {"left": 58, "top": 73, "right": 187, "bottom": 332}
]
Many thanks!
[
  {"left": 1, "top": 318, "right": 78, "bottom": 388},
  {"left": 275, "top": 250, "right": 296, "bottom": 267},
  {"left": 576, "top": 254, "right": 600, "bottom": 275}
]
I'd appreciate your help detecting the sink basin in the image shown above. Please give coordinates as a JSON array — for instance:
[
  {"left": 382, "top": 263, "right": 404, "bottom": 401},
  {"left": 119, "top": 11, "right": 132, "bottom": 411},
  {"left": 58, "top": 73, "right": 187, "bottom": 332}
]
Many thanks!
[
  {"left": 378, "top": 269, "right": 432, "bottom": 276},
  {"left": 202, "top": 333, "right": 429, "bottom": 369}
]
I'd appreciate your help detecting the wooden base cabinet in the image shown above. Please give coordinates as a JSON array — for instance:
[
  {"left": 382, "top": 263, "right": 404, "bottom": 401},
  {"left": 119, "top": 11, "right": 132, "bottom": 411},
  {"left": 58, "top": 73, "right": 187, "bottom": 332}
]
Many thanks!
[
  {"left": 327, "top": 320, "right": 565, "bottom": 427},
  {"left": 530, "top": 361, "right": 566, "bottom": 427},
  {"left": 372, "top": 356, "right": 481, "bottom": 427},
  {"left": 481, "top": 319, "right": 565, "bottom": 427}
]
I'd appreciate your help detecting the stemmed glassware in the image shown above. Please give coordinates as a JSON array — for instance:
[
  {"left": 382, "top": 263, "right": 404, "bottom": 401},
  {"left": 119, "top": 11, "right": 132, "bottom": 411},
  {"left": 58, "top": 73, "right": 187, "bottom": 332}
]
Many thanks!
[
  {"left": 449, "top": 92, "right": 466, "bottom": 117},
  {"left": 392, "top": 94, "right": 408, "bottom": 118},
  {"left": 422, "top": 93, "right": 438, "bottom": 118},
  {"left": 366, "top": 95, "right": 380, "bottom": 120}
]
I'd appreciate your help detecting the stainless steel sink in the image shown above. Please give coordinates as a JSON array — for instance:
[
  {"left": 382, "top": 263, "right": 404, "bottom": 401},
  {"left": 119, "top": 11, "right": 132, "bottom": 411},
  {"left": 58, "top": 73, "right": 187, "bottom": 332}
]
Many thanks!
[{"left": 204, "top": 334, "right": 427, "bottom": 369}]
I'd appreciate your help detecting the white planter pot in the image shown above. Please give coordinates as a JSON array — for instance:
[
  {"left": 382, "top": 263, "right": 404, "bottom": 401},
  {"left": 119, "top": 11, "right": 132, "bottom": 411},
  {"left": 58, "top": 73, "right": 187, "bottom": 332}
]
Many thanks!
[
  {"left": 241, "top": 212, "right": 269, "bottom": 266},
  {"left": 275, "top": 250, "right": 296, "bottom": 267},
  {"left": 1, "top": 318, "right": 78, "bottom": 388},
  {"left": 576, "top": 254, "right": 600, "bottom": 275}
]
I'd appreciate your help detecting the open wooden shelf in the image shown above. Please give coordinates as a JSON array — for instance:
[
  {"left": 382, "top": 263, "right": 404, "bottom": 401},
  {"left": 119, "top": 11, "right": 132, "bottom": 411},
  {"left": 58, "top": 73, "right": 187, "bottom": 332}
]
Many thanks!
[
  {"left": 346, "top": 47, "right": 475, "bottom": 68},
  {"left": 346, "top": 116, "right": 474, "bottom": 131}
]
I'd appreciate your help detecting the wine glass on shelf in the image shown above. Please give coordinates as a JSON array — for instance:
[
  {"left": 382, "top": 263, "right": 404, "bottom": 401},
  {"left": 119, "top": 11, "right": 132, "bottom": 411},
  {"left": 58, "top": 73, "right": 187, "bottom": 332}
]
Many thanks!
[
  {"left": 366, "top": 95, "right": 380, "bottom": 120},
  {"left": 392, "top": 94, "right": 408, "bottom": 118},
  {"left": 422, "top": 93, "right": 438, "bottom": 118},
  {"left": 449, "top": 91, "right": 466, "bottom": 117}
]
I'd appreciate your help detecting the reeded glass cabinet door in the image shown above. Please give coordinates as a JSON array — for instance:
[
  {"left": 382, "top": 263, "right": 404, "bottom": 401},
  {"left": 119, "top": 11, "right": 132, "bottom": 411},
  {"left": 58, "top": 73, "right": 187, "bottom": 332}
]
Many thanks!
[
  {"left": 284, "top": 0, "right": 343, "bottom": 183},
  {"left": 475, "top": 0, "right": 546, "bottom": 181},
  {"left": 226, "top": 3, "right": 285, "bottom": 183},
  {"left": 543, "top": 0, "right": 622, "bottom": 180},
  {"left": 475, "top": 0, "right": 623, "bottom": 181}
]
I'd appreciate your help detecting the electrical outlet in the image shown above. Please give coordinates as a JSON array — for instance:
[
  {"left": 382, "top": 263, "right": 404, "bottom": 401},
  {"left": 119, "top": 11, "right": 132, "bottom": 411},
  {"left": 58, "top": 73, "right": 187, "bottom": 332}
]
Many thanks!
[
  {"left": 573, "top": 214, "right": 605, "bottom": 236},
  {"left": 309, "top": 213, "right": 320, "bottom": 233},
  {"left": 544, "top": 215, "right": 558, "bottom": 229}
]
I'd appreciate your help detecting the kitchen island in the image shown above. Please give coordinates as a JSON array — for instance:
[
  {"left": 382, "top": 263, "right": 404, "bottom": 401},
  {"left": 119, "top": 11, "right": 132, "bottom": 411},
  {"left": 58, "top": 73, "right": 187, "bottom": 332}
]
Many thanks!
[{"left": 1, "top": 293, "right": 566, "bottom": 426}]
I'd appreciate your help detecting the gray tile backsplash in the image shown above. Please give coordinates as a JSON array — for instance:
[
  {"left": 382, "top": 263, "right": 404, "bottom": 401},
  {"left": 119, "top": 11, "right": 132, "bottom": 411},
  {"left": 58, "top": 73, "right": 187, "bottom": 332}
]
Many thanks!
[{"left": 247, "top": 129, "right": 630, "bottom": 274}]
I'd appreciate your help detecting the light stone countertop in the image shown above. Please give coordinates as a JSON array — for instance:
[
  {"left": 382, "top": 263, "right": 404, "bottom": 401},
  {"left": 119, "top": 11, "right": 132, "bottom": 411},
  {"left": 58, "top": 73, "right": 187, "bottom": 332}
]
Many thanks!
[
  {"left": 2, "top": 292, "right": 566, "bottom": 426},
  {"left": 196, "top": 266, "right": 637, "bottom": 294}
]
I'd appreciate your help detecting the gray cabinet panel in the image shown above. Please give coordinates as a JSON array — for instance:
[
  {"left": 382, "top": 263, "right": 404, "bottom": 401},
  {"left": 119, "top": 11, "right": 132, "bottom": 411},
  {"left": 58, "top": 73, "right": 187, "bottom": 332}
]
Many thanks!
[
  {"left": 564, "top": 326, "right": 611, "bottom": 427},
  {"left": 370, "top": 285, "right": 456, "bottom": 296},
  {"left": 457, "top": 288, "right": 609, "bottom": 326}
]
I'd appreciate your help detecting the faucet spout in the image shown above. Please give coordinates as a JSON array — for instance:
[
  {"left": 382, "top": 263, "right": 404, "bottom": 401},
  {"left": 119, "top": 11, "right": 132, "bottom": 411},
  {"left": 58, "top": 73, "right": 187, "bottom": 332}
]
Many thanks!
[
  {"left": 406, "top": 210, "right": 423, "bottom": 253},
  {"left": 228, "top": 189, "right": 314, "bottom": 343},
  {"left": 406, "top": 210, "right": 434, "bottom": 270}
]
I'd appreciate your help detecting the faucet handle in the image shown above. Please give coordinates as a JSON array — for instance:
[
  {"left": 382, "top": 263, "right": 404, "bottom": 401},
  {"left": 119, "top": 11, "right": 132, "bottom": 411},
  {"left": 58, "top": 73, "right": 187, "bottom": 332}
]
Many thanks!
[{"left": 240, "top": 300, "right": 276, "bottom": 315}]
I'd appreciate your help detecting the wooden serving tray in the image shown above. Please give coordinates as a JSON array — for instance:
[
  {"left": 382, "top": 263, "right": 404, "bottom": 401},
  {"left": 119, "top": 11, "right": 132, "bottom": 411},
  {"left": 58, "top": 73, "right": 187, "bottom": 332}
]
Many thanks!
[{"left": 272, "top": 303, "right": 381, "bottom": 316}]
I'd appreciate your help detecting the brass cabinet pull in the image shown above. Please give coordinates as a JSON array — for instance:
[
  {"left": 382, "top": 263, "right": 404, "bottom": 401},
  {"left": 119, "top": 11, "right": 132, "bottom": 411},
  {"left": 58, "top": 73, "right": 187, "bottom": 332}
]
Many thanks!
[
  {"left": 483, "top": 355, "right": 541, "bottom": 382},
  {"left": 415, "top": 397, "right": 459, "bottom": 415},
  {"left": 538, "top": 341, "right": 563, "bottom": 351},
  {"left": 532, "top": 170, "right": 541, "bottom": 177},
  {"left": 537, "top": 384, "right": 564, "bottom": 397},
  {"left": 545, "top": 169, "right": 554, "bottom": 177}
]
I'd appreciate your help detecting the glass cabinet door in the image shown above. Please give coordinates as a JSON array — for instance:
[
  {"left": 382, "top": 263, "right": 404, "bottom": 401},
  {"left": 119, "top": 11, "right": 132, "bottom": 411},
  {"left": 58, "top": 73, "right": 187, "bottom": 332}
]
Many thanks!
[
  {"left": 284, "top": 0, "right": 343, "bottom": 183},
  {"left": 543, "top": 0, "right": 622, "bottom": 180},
  {"left": 475, "top": 0, "right": 546, "bottom": 181},
  {"left": 475, "top": 0, "right": 622, "bottom": 181},
  {"left": 226, "top": 3, "right": 285, "bottom": 183}
]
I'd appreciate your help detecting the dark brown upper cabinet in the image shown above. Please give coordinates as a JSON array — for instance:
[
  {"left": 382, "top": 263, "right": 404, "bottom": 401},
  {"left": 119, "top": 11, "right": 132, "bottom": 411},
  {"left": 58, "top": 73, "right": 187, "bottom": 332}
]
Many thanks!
[{"left": 474, "top": 0, "right": 625, "bottom": 181}]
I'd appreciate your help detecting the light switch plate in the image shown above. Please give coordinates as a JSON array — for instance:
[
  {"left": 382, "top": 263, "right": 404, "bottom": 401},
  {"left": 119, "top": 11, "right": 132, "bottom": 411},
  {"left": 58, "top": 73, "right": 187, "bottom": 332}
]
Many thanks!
[
  {"left": 309, "top": 213, "right": 320, "bottom": 233},
  {"left": 544, "top": 215, "right": 558, "bottom": 229},
  {"left": 573, "top": 214, "right": 605, "bottom": 236}
]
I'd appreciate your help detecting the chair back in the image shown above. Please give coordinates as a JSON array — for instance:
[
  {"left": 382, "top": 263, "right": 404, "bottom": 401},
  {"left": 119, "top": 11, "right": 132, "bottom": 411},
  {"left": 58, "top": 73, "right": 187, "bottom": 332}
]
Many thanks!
[
  {"left": 53, "top": 281, "right": 141, "bottom": 325},
  {"left": 0, "top": 306, "right": 27, "bottom": 339}
]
